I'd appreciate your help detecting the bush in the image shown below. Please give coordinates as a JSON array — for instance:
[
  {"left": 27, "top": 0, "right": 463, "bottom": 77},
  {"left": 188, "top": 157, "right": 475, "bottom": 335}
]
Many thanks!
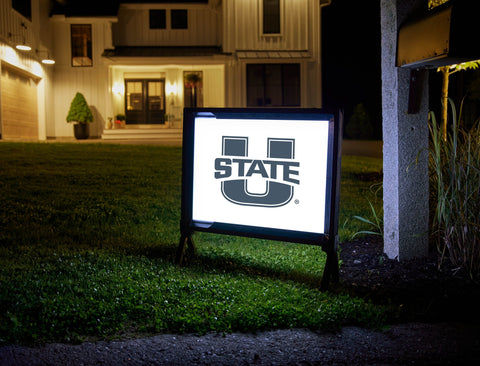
[
  {"left": 429, "top": 99, "right": 480, "bottom": 279},
  {"left": 345, "top": 103, "right": 374, "bottom": 140},
  {"left": 66, "top": 93, "right": 93, "bottom": 124}
]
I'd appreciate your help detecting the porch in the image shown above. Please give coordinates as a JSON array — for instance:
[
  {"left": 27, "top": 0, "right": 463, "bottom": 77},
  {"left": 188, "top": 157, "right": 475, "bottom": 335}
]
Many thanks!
[{"left": 101, "top": 124, "right": 182, "bottom": 144}]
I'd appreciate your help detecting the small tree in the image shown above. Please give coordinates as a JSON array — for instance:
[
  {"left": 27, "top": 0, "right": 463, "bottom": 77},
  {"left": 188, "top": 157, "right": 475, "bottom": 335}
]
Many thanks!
[
  {"left": 437, "top": 61, "right": 480, "bottom": 141},
  {"left": 66, "top": 92, "right": 93, "bottom": 124}
]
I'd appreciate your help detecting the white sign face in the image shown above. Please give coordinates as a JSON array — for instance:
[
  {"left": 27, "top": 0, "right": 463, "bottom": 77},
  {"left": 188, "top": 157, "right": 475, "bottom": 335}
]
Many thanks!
[{"left": 192, "top": 117, "right": 330, "bottom": 234}]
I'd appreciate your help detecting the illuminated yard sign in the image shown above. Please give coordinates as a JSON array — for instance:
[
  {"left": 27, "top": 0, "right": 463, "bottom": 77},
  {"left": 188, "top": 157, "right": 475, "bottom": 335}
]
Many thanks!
[{"left": 178, "top": 108, "right": 342, "bottom": 288}]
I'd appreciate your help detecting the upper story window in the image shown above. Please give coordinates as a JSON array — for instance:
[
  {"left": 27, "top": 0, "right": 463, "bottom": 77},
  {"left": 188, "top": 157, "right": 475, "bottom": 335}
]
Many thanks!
[
  {"left": 12, "top": 0, "right": 31, "bottom": 20},
  {"left": 263, "top": 0, "right": 281, "bottom": 34},
  {"left": 148, "top": 9, "right": 188, "bottom": 30},
  {"left": 71, "top": 24, "right": 92, "bottom": 67},
  {"left": 171, "top": 9, "right": 188, "bottom": 29},
  {"left": 149, "top": 9, "right": 166, "bottom": 29}
]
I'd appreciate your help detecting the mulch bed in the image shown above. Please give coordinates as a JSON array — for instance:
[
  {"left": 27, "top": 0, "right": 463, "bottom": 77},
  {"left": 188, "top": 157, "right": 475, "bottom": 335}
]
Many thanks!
[{"left": 337, "top": 236, "right": 480, "bottom": 323}]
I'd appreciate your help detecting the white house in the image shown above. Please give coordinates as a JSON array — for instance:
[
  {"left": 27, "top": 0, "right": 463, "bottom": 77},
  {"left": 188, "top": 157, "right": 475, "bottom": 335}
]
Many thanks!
[{"left": 0, "top": 0, "right": 330, "bottom": 141}]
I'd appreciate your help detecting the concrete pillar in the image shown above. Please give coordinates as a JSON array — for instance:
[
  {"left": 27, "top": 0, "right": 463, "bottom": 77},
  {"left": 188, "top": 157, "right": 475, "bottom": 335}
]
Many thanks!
[{"left": 381, "top": 0, "right": 429, "bottom": 260}]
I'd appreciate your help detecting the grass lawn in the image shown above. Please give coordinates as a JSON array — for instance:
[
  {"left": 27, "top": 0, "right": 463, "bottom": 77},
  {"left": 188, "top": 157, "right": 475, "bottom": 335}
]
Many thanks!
[{"left": 0, "top": 142, "right": 383, "bottom": 344}]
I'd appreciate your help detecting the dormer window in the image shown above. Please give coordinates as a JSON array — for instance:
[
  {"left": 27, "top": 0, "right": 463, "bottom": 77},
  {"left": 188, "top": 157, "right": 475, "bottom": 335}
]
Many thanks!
[
  {"left": 171, "top": 9, "right": 188, "bottom": 29},
  {"left": 148, "top": 9, "right": 188, "bottom": 30},
  {"left": 149, "top": 9, "right": 166, "bottom": 29}
]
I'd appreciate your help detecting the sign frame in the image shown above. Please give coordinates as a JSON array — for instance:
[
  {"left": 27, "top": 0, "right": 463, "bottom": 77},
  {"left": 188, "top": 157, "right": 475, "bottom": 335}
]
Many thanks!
[{"left": 178, "top": 108, "right": 342, "bottom": 289}]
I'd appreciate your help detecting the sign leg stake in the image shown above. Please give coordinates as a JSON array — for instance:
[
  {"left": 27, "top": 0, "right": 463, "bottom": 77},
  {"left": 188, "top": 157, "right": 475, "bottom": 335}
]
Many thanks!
[
  {"left": 320, "top": 242, "right": 339, "bottom": 291},
  {"left": 176, "top": 233, "right": 197, "bottom": 266}
]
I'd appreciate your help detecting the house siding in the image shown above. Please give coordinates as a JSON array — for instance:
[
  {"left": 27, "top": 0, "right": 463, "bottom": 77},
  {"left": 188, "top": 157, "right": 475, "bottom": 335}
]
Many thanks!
[
  {"left": 113, "top": 4, "right": 221, "bottom": 46},
  {"left": 0, "top": 0, "right": 54, "bottom": 140},
  {"left": 1, "top": 0, "right": 327, "bottom": 141},
  {"left": 223, "top": 0, "right": 323, "bottom": 108},
  {"left": 223, "top": 0, "right": 311, "bottom": 52},
  {"left": 51, "top": 19, "right": 113, "bottom": 138}
]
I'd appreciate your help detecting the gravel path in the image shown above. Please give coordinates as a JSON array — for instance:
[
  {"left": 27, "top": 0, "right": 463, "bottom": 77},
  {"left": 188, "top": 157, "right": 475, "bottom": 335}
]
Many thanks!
[{"left": 2, "top": 322, "right": 479, "bottom": 365}]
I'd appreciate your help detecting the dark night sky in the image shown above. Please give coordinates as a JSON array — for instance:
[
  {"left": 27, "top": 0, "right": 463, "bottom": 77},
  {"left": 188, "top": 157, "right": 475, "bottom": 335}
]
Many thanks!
[{"left": 322, "top": 0, "right": 382, "bottom": 139}]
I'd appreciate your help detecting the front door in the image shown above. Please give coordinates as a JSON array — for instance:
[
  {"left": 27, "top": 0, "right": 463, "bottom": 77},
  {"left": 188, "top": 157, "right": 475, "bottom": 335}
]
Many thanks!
[{"left": 125, "top": 79, "right": 165, "bottom": 124}]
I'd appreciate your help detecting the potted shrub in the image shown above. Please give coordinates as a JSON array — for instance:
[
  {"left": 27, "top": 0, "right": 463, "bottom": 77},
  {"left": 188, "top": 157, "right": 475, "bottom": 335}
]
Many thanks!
[{"left": 66, "top": 92, "right": 93, "bottom": 139}]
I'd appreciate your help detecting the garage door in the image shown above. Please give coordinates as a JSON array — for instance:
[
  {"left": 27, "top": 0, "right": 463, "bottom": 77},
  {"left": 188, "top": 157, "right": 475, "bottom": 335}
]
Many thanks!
[{"left": 1, "top": 65, "right": 38, "bottom": 140}]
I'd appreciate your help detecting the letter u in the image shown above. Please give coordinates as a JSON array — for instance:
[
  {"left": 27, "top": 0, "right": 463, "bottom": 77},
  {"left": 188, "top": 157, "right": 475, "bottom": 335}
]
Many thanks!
[{"left": 221, "top": 179, "right": 293, "bottom": 207}]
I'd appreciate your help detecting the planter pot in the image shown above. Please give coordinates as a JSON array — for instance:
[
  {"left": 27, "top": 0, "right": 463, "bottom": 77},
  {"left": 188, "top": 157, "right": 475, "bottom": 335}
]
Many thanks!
[{"left": 74, "top": 124, "right": 89, "bottom": 140}]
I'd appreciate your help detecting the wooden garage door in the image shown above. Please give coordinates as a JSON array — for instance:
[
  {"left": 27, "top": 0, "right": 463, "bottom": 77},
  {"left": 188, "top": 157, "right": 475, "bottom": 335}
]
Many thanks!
[{"left": 1, "top": 65, "right": 38, "bottom": 140}]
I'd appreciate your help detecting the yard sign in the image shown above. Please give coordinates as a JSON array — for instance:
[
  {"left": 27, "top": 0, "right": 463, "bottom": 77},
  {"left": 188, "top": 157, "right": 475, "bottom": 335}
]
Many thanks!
[{"left": 178, "top": 108, "right": 342, "bottom": 289}]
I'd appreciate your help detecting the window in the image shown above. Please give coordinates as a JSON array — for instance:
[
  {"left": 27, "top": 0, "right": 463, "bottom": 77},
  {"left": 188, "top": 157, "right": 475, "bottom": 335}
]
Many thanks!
[
  {"left": 184, "top": 71, "right": 203, "bottom": 108},
  {"left": 171, "top": 9, "right": 188, "bottom": 29},
  {"left": 71, "top": 25, "right": 92, "bottom": 67},
  {"left": 247, "top": 64, "right": 300, "bottom": 107},
  {"left": 263, "top": 0, "right": 280, "bottom": 34},
  {"left": 12, "top": 0, "right": 31, "bottom": 20},
  {"left": 149, "top": 9, "right": 166, "bottom": 29}
]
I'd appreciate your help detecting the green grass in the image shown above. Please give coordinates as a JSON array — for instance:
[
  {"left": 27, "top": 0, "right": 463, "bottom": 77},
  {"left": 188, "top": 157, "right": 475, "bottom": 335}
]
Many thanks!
[{"left": 0, "top": 142, "right": 383, "bottom": 344}]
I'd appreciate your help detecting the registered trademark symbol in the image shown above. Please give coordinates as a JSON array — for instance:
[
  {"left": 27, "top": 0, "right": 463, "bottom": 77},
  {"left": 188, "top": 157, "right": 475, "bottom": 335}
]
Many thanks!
[{"left": 294, "top": 199, "right": 299, "bottom": 204}]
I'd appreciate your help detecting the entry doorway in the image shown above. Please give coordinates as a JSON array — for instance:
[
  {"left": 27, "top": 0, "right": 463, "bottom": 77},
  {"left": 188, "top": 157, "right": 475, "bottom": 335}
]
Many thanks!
[{"left": 125, "top": 79, "right": 165, "bottom": 124}]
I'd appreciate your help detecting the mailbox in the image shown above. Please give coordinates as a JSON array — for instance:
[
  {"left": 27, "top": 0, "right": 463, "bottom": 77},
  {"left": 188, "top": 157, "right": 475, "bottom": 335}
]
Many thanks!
[{"left": 397, "top": 1, "right": 480, "bottom": 68}]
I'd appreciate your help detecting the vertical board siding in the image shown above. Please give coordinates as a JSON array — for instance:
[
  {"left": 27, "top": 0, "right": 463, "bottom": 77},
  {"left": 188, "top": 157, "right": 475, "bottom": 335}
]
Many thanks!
[
  {"left": 53, "top": 67, "right": 108, "bottom": 137},
  {"left": 113, "top": 6, "right": 220, "bottom": 46},
  {"left": 1, "top": 66, "right": 38, "bottom": 139},
  {"left": 51, "top": 20, "right": 110, "bottom": 137},
  {"left": 225, "top": 0, "right": 310, "bottom": 52},
  {"left": 203, "top": 67, "right": 225, "bottom": 107},
  {"left": 0, "top": 1, "right": 35, "bottom": 53}
]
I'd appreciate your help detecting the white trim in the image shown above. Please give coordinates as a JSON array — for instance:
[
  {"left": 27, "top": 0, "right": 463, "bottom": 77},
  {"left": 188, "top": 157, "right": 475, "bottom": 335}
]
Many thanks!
[
  {"left": 50, "top": 15, "right": 118, "bottom": 24},
  {"left": 258, "top": 0, "right": 284, "bottom": 38}
]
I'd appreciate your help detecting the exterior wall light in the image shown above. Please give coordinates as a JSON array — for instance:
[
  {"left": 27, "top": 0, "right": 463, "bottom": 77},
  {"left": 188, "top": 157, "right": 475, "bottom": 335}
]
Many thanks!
[
  {"left": 166, "top": 82, "right": 178, "bottom": 96},
  {"left": 9, "top": 25, "right": 32, "bottom": 51},
  {"left": 15, "top": 42, "right": 31, "bottom": 51},
  {"left": 37, "top": 50, "right": 55, "bottom": 65}
]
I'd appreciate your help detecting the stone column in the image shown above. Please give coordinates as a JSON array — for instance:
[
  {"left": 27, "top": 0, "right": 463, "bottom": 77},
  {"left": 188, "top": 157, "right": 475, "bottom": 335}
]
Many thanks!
[{"left": 381, "top": 0, "right": 429, "bottom": 260}]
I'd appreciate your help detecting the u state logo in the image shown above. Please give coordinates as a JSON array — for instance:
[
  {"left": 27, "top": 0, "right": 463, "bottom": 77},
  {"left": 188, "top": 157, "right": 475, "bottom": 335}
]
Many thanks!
[{"left": 214, "top": 136, "right": 300, "bottom": 207}]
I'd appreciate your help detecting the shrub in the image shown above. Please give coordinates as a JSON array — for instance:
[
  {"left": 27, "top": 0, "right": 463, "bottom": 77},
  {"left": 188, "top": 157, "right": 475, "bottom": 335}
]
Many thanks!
[
  {"left": 345, "top": 103, "right": 374, "bottom": 140},
  {"left": 429, "top": 99, "right": 480, "bottom": 279},
  {"left": 66, "top": 93, "right": 93, "bottom": 124}
]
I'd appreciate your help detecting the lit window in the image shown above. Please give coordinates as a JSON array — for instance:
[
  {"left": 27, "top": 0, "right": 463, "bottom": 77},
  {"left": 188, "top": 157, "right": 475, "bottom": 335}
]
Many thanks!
[
  {"left": 149, "top": 9, "right": 166, "bottom": 29},
  {"left": 184, "top": 71, "right": 203, "bottom": 108},
  {"left": 71, "top": 25, "right": 92, "bottom": 67}
]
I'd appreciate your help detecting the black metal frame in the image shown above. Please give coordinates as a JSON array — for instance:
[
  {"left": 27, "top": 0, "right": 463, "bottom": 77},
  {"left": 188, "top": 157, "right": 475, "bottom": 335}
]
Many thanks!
[{"left": 177, "top": 107, "right": 343, "bottom": 290}]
